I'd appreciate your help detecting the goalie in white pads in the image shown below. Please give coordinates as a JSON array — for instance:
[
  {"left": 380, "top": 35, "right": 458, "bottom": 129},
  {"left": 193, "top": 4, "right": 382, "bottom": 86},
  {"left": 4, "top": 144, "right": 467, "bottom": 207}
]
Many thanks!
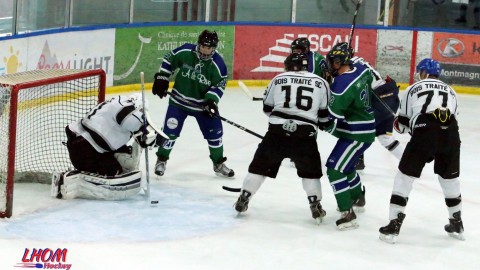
[
  {"left": 379, "top": 59, "right": 464, "bottom": 243},
  {"left": 52, "top": 94, "right": 167, "bottom": 200}
]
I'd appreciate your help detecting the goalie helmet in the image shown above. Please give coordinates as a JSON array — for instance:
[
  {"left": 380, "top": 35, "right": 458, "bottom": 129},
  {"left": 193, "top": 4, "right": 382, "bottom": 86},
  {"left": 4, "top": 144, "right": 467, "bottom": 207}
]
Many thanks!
[
  {"left": 416, "top": 58, "right": 441, "bottom": 78},
  {"left": 326, "top": 42, "right": 353, "bottom": 76},
  {"left": 290, "top": 38, "right": 311, "bottom": 53},
  {"left": 284, "top": 53, "right": 309, "bottom": 72},
  {"left": 197, "top": 30, "right": 219, "bottom": 60},
  {"left": 127, "top": 93, "right": 148, "bottom": 111}
]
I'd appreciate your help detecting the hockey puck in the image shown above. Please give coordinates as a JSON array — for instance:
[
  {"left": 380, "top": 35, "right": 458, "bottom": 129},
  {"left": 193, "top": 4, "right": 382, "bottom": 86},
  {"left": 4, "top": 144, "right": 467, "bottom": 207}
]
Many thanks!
[{"left": 150, "top": 200, "right": 159, "bottom": 204}]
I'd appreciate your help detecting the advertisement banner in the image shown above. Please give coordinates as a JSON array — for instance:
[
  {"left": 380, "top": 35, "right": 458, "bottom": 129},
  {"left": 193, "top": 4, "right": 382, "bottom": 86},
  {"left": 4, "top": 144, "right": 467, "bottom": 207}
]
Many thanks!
[
  {"left": 432, "top": 32, "right": 480, "bottom": 65},
  {"left": 376, "top": 30, "right": 413, "bottom": 82},
  {"left": 233, "top": 25, "right": 377, "bottom": 80},
  {"left": 29, "top": 29, "right": 115, "bottom": 85},
  {"left": 1, "top": 29, "right": 115, "bottom": 86},
  {"left": 114, "top": 26, "right": 234, "bottom": 86},
  {"left": 441, "top": 63, "right": 480, "bottom": 86}
]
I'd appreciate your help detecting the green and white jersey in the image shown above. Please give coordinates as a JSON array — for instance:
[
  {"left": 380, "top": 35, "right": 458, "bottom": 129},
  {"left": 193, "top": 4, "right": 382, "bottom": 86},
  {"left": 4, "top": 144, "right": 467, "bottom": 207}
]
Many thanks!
[
  {"left": 328, "top": 64, "right": 376, "bottom": 143},
  {"left": 307, "top": 51, "right": 326, "bottom": 77},
  {"left": 159, "top": 43, "right": 227, "bottom": 111}
]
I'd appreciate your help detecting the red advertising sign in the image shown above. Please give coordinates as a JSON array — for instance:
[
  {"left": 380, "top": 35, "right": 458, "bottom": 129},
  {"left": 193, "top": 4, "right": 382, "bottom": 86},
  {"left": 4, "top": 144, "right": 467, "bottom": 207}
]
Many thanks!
[
  {"left": 233, "top": 25, "right": 377, "bottom": 80},
  {"left": 432, "top": 32, "right": 480, "bottom": 65}
]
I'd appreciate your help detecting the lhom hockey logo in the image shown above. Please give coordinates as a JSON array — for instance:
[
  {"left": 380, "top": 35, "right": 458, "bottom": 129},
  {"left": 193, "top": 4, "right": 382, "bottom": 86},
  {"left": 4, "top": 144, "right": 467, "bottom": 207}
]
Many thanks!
[{"left": 15, "top": 248, "right": 72, "bottom": 269}]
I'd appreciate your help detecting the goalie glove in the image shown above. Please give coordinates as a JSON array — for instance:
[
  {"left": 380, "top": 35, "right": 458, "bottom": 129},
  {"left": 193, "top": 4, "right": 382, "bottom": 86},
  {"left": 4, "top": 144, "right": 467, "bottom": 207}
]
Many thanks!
[
  {"left": 152, "top": 73, "right": 169, "bottom": 98},
  {"left": 135, "top": 125, "right": 157, "bottom": 148}
]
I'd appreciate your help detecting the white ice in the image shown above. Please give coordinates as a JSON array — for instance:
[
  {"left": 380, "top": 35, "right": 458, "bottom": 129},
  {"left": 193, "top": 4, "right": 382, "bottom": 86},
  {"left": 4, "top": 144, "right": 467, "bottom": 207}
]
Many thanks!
[{"left": 1, "top": 87, "right": 479, "bottom": 270}]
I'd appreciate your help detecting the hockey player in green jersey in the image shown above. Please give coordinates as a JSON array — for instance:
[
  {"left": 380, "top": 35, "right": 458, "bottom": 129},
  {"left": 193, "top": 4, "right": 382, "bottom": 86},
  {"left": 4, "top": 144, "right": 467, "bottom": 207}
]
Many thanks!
[
  {"left": 322, "top": 42, "right": 376, "bottom": 230},
  {"left": 151, "top": 29, "right": 234, "bottom": 178}
]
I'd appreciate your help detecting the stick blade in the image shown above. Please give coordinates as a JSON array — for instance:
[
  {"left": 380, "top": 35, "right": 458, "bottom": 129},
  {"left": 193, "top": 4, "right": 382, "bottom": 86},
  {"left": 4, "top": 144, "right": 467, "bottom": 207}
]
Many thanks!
[{"left": 238, "top": 81, "right": 254, "bottom": 100}]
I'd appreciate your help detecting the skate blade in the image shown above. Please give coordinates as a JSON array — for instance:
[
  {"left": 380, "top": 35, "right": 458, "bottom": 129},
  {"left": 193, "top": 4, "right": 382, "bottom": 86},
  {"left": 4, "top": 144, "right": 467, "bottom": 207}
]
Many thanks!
[
  {"left": 315, "top": 217, "right": 323, "bottom": 225},
  {"left": 337, "top": 221, "right": 359, "bottom": 231},
  {"left": 448, "top": 232, "right": 465, "bottom": 241},
  {"left": 215, "top": 172, "right": 235, "bottom": 178},
  {"left": 379, "top": 233, "right": 397, "bottom": 244}
]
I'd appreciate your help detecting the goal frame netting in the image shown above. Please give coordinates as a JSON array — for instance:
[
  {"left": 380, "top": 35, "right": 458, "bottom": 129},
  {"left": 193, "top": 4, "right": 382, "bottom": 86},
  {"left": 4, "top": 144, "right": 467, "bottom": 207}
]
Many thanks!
[{"left": 0, "top": 69, "right": 106, "bottom": 218}]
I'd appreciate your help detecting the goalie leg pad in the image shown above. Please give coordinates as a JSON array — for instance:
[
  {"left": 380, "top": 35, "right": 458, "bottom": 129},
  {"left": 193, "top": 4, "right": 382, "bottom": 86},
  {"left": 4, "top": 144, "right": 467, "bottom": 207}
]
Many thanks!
[{"left": 59, "top": 170, "right": 142, "bottom": 200}]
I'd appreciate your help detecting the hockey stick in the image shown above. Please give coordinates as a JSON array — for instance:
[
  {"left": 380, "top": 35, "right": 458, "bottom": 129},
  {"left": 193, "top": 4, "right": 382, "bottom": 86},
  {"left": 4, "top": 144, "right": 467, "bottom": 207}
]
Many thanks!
[
  {"left": 372, "top": 91, "right": 396, "bottom": 116},
  {"left": 347, "top": 0, "right": 363, "bottom": 50},
  {"left": 167, "top": 92, "right": 264, "bottom": 139},
  {"left": 140, "top": 72, "right": 155, "bottom": 204},
  {"left": 238, "top": 81, "right": 263, "bottom": 101},
  {"left": 222, "top": 186, "right": 241, "bottom": 192}
]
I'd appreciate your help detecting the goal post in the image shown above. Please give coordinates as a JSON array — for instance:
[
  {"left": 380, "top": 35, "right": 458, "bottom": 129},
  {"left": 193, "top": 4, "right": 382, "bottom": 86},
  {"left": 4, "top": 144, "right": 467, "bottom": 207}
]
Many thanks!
[{"left": 0, "top": 69, "right": 106, "bottom": 218}]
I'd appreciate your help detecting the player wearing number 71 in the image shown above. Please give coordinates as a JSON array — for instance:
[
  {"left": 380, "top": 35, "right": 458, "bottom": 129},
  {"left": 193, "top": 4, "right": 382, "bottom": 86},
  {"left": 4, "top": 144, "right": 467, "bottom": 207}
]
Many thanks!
[{"left": 379, "top": 58, "right": 464, "bottom": 243}]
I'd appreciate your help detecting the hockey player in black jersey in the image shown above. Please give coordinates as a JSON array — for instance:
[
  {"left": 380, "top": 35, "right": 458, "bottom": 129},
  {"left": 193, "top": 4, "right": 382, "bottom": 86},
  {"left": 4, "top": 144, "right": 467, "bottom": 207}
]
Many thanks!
[
  {"left": 234, "top": 53, "right": 331, "bottom": 224},
  {"left": 379, "top": 58, "right": 464, "bottom": 243}
]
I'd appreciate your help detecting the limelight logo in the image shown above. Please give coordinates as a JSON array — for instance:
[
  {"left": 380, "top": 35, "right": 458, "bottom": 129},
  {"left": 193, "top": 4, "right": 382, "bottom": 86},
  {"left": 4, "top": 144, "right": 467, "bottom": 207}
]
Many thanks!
[{"left": 14, "top": 248, "right": 72, "bottom": 269}]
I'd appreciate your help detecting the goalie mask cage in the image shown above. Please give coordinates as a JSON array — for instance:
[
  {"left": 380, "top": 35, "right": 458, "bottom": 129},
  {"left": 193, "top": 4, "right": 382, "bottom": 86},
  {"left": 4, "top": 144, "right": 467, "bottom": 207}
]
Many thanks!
[{"left": 0, "top": 69, "right": 106, "bottom": 218}]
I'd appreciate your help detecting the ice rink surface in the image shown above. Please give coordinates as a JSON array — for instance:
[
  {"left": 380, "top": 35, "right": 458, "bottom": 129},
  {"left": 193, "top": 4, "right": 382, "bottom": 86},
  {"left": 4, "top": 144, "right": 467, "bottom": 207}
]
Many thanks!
[{"left": 1, "top": 87, "right": 479, "bottom": 269}]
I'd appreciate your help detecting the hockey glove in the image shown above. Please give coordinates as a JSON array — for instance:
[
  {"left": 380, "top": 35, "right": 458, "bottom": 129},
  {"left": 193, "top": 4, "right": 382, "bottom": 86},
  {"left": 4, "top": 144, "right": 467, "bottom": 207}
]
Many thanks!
[
  {"left": 152, "top": 73, "right": 169, "bottom": 98},
  {"left": 393, "top": 117, "right": 407, "bottom": 134},
  {"left": 203, "top": 100, "right": 219, "bottom": 117},
  {"left": 319, "top": 120, "right": 336, "bottom": 134},
  {"left": 136, "top": 126, "right": 157, "bottom": 148}
]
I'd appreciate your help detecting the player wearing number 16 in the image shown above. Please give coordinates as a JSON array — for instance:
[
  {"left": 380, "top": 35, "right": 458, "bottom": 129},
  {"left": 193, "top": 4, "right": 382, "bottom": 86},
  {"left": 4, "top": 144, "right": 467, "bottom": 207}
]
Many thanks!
[
  {"left": 379, "top": 58, "right": 464, "bottom": 243},
  {"left": 151, "top": 29, "right": 234, "bottom": 178},
  {"left": 234, "top": 53, "right": 331, "bottom": 224}
]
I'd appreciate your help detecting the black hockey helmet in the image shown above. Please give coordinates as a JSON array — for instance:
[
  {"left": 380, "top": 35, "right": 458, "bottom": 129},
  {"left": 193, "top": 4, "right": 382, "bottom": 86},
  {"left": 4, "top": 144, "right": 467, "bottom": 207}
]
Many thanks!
[
  {"left": 284, "top": 53, "right": 309, "bottom": 72},
  {"left": 198, "top": 30, "right": 219, "bottom": 48},
  {"left": 326, "top": 42, "right": 353, "bottom": 76},
  {"left": 290, "top": 38, "right": 311, "bottom": 53},
  {"left": 197, "top": 30, "right": 219, "bottom": 60}
]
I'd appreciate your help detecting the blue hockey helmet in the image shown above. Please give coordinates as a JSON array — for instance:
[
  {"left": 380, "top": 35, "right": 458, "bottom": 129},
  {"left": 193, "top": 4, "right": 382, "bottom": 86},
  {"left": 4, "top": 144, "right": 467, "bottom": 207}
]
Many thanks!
[
  {"left": 326, "top": 42, "right": 353, "bottom": 76},
  {"left": 416, "top": 58, "right": 442, "bottom": 78}
]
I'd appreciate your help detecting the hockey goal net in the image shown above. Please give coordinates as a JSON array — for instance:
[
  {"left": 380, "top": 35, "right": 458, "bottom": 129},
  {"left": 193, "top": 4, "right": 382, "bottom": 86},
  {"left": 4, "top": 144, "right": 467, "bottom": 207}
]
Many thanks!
[{"left": 0, "top": 69, "right": 106, "bottom": 218}]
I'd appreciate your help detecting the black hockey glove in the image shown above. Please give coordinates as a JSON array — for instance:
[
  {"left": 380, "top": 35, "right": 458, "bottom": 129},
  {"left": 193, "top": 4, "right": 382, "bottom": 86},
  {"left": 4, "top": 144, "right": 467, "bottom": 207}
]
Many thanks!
[
  {"left": 203, "top": 100, "right": 219, "bottom": 117},
  {"left": 136, "top": 126, "right": 157, "bottom": 148},
  {"left": 152, "top": 73, "right": 169, "bottom": 98}
]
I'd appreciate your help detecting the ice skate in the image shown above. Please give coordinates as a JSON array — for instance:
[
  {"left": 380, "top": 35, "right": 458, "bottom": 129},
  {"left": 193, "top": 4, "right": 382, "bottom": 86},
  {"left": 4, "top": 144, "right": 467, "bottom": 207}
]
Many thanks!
[
  {"left": 353, "top": 186, "right": 366, "bottom": 213},
  {"left": 234, "top": 190, "right": 251, "bottom": 214},
  {"left": 444, "top": 211, "right": 465, "bottom": 241},
  {"left": 154, "top": 157, "right": 167, "bottom": 176},
  {"left": 379, "top": 213, "right": 406, "bottom": 244},
  {"left": 309, "top": 200, "right": 326, "bottom": 225},
  {"left": 213, "top": 157, "right": 235, "bottom": 177},
  {"left": 336, "top": 208, "right": 358, "bottom": 230}
]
